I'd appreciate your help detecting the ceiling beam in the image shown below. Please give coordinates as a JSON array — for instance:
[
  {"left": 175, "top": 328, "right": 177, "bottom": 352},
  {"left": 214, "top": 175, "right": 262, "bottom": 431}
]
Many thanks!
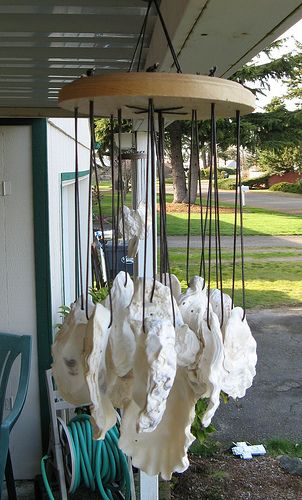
[{"left": 0, "top": 14, "right": 155, "bottom": 35}]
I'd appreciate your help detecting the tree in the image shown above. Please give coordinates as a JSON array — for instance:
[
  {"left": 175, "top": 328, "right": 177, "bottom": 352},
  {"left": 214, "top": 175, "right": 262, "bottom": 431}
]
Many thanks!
[
  {"left": 258, "top": 146, "right": 302, "bottom": 174},
  {"left": 168, "top": 38, "right": 302, "bottom": 201}
]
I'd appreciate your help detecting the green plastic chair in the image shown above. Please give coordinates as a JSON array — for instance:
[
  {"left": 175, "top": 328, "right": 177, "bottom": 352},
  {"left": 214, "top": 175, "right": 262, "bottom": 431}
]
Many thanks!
[{"left": 0, "top": 333, "right": 32, "bottom": 500}]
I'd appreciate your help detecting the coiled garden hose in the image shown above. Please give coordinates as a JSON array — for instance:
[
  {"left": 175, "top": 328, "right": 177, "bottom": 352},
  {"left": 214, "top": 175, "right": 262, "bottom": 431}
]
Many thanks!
[{"left": 41, "top": 414, "right": 131, "bottom": 499}]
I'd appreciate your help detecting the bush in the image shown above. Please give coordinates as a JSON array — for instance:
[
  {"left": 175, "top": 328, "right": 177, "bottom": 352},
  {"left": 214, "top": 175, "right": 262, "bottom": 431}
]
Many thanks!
[
  {"left": 201, "top": 167, "right": 225, "bottom": 180},
  {"left": 217, "top": 178, "right": 237, "bottom": 190},
  {"left": 242, "top": 173, "right": 269, "bottom": 189},
  {"left": 269, "top": 181, "right": 302, "bottom": 194}
]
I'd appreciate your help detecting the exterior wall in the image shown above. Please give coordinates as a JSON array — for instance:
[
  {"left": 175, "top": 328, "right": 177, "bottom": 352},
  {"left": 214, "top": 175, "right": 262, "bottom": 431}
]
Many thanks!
[
  {"left": 268, "top": 172, "right": 302, "bottom": 187},
  {"left": 47, "top": 118, "right": 90, "bottom": 334},
  {"left": 0, "top": 125, "right": 42, "bottom": 478}
]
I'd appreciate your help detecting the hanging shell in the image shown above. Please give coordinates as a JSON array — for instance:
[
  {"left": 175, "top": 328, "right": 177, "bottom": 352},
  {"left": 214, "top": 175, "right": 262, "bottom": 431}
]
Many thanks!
[
  {"left": 51, "top": 298, "right": 92, "bottom": 405},
  {"left": 121, "top": 202, "right": 151, "bottom": 257},
  {"left": 119, "top": 367, "right": 197, "bottom": 480},
  {"left": 178, "top": 276, "right": 207, "bottom": 337},
  {"left": 84, "top": 303, "right": 117, "bottom": 439},
  {"left": 209, "top": 288, "right": 232, "bottom": 337},
  {"left": 189, "top": 307, "right": 224, "bottom": 427},
  {"left": 107, "top": 271, "right": 136, "bottom": 377},
  {"left": 221, "top": 306, "right": 257, "bottom": 399},
  {"left": 129, "top": 277, "right": 183, "bottom": 328},
  {"left": 175, "top": 324, "right": 200, "bottom": 367},
  {"left": 134, "top": 318, "right": 177, "bottom": 433}
]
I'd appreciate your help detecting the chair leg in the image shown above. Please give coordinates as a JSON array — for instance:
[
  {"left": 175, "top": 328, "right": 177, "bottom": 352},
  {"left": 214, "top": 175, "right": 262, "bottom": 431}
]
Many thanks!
[{"left": 5, "top": 451, "right": 17, "bottom": 500}]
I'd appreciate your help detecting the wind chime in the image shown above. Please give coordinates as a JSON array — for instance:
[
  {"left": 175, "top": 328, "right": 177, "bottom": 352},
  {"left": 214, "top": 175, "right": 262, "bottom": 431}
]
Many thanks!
[{"left": 52, "top": 0, "right": 257, "bottom": 484}]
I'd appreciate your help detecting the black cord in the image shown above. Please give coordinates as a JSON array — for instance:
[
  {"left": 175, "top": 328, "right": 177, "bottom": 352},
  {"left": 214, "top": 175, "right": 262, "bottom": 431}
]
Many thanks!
[
  {"left": 117, "top": 109, "right": 128, "bottom": 286},
  {"left": 152, "top": 0, "right": 182, "bottom": 73},
  {"left": 74, "top": 107, "right": 84, "bottom": 309},
  {"left": 110, "top": 115, "right": 116, "bottom": 281},
  {"left": 142, "top": 101, "right": 151, "bottom": 332},
  {"left": 212, "top": 104, "right": 224, "bottom": 327},
  {"left": 237, "top": 110, "right": 246, "bottom": 320},
  {"left": 91, "top": 116, "right": 113, "bottom": 326},
  {"left": 128, "top": 1, "right": 152, "bottom": 72},
  {"left": 150, "top": 100, "right": 157, "bottom": 302},
  {"left": 186, "top": 111, "right": 195, "bottom": 287}
]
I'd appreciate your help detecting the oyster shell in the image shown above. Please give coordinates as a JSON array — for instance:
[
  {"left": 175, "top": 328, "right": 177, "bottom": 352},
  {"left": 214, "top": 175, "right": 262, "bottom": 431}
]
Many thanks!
[
  {"left": 107, "top": 271, "right": 135, "bottom": 377},
  {"left": 121, "top": 202, "right": 151, "bottom": 257},
  {"left": 190, "top": 308, "right": 224, "bottom": 427},
  {"left": 222, "top": 306, "right": 257, "bottom": 399},
  {"left": 83, "top": 302, "right": 117, "bottom": 439},
  {"left": 51, "top": 298, "right": 92, "bottom": 405},
  {"left": 135, "top": 318, "right": 177, "bottom": 433},
  {"left": 119, "top": 367, "right": 197, "bottom": 480},
  {"left": 209, "top": 288, "right": 232, "bottom": 338}
]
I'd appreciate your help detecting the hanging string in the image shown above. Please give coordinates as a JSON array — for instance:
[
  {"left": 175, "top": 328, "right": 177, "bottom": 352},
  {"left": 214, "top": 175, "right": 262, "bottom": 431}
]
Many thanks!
[
  {"left": 142, "top": 101, "right": 151, "bottom": 332},
  {"left": 212, "top": 103, "right": 224, "bottom": 328},
  {"left": 186, "top": 111, "right": 195, "bottom": 287},
  {"left": 117, "top": 109, "right": 128, "bottom": 286},
  {"left": 85, "top": 101, "right": 95, "bottom": 319},
  {"left": 74, "top": 107, "right": 84, "bottom": 309},
  {"left": 194, "top": 113, "right": 206, "bottom": 287},
  {"left": 156, "top": 111, "right": 176, "bottom": 327},
  {"left": 128, "top": 1, "right": 152, "bottom": 72},
  {"left": 149, "top": 100, "right": 157, "bottom": 302},
  {"left": 152, "top": 0, "right": 182, "bottom": 73},
  {"left": 110, "top": 115, "right": 116, "bottom": 281},
  {"left": 91, "top": 113, "right": 113, "bottom": 326},
  {"left": 206, "top": 106, "right": 214, "bottom": 330},
  {"left": 231, "top": 110, "right": 246, "bottom": 320}
]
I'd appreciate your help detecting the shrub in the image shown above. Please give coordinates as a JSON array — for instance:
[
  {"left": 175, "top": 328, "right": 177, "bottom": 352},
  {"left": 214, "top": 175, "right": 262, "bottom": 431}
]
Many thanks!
[
  {"left": 269, "top": 181, "right": 302, "bottom": 194},
  {"left": 242, "top": 173, "right": 269, "bottom": 189},
  {"left": 217, "top": 178, "right": 237, "bottom": 190}
]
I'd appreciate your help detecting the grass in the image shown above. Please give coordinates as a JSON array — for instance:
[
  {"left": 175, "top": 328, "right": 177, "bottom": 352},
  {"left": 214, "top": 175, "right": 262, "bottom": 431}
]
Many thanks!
[
  {"left": 165, "top": 211, "right": 302, "bottom": 236},
  {"left": 97, "top": 186, "right": 302, "bottom": 236},
  {"left": 168, "top": 249, "right": 302, "bottom": 309},
  {"left": 265, "top": 439, "right": 302, "bottom": 458}
]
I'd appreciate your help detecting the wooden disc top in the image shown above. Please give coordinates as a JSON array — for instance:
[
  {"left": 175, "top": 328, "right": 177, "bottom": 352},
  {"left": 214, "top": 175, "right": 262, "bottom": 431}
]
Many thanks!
[{"left": 59, "top": 72, "right": 255, "bottom": 120}]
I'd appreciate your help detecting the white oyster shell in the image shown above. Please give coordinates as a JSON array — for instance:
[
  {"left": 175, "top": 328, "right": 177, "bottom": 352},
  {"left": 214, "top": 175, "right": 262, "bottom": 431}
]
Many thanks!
[
  {"left": 178, "top": 276, "right": 207, "bottom": 337},
  {"left": 119, "top": 367, "right": 197, "bottom": 480},
  {"left": 135, "top": 318, "right": 177, "bottom": 433},
  {"left": 190, "top": 308, "right": 224, "bottom": 427},
  {"left": 51, "top": 298, "right": 92, "bottom": 405},
  {"left": 210, "top": 288, "right": 232, "bottom": 337},
  {"left": 175, "top": 324, "right": 200, "bottom": 367},
  {"left": 221, "top": 306, "right": 257, "bottom": 399},
  {"left": 160, "top": 273, "right": 182, "bottom": 301},
  {"left": 107, "top": 271, "right": 136, "bottom": 377},
  {"left": 83, "top": 302, "right": 117, "bottom": 439},
  {"left": 129, "top": 277, "right": 183, "bottom": 329},
  {"left": 121, "top": 202, "right": 151, "bottom": 257}
]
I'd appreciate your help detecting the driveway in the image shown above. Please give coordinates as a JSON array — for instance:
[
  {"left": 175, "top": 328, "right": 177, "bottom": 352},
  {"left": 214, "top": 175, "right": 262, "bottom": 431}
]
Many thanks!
[
  {"left": 213, "top": 307, "right": 302, "bottom": 442},
  {"left": 216, "top": 188, "right": 302, "bottom": 215}
]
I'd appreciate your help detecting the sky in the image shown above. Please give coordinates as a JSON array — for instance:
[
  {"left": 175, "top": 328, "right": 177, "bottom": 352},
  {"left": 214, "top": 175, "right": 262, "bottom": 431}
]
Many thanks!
[{"left": 254, "top": 19, "right": 302, "bottom": 111}]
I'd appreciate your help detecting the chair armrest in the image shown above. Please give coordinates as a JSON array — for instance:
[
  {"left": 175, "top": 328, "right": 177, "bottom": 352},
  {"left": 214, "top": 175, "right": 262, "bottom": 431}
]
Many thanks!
[{"left": 4, "top": 336, "right": 31, "bottom": 431}]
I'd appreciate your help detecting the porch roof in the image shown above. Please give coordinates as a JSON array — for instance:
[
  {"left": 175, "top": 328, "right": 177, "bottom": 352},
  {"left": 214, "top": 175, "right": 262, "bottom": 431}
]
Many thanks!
[{"left": 0, "top": 0, "right": 301, "bottom": 117}]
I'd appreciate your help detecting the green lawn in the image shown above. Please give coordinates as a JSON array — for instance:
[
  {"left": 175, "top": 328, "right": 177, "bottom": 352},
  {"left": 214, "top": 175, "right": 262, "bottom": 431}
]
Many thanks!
[
  {"left": 165, "top": 211, "right": 302, "bottom": 236},
  {"left": 97, "top": 187, "right": 302, "bottom": 236},
  {"left": 168, "top": 248, "right": 302, "bottom": 309}
]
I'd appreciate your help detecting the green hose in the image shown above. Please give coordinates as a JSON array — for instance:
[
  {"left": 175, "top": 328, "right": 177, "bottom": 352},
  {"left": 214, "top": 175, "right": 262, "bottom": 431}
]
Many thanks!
[{"left": 41, "top": 414, "right": 131, "bottom": 499}]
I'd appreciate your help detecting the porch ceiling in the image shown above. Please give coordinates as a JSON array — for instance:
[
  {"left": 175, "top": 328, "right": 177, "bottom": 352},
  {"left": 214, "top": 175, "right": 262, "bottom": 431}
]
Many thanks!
[{"left": 0, "top": 0, "right": 301, "bottom": 117}]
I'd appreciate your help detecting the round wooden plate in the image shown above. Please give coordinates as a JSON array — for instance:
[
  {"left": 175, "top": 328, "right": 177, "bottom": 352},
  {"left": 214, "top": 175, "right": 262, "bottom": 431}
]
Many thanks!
[{"left": 59, "top": 72, "right": 255, "bottom": 120}]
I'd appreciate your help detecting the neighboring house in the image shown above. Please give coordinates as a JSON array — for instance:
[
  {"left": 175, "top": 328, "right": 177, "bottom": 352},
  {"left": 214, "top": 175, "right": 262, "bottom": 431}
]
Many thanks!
[{"left": 268, "top": 172, "right": 302, "bottom": 187}]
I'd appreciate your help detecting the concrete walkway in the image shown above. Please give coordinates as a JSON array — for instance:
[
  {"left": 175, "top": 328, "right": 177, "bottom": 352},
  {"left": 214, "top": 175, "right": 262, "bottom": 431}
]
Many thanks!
[
  {"left": 214, "top": 307, "right": 302, "bottom": 443},
  {"left": 167, "top": 234, "right": 302, "bottom": 249}
]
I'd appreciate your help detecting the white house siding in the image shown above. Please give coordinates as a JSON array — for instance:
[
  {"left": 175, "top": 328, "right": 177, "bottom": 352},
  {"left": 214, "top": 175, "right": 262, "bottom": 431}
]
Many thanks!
[
  {"left": 47, "top": 118, "right": 90, "bottom": 335},
  {"left": 0, "top": 125, "right": 42, "bottom": 478}
]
